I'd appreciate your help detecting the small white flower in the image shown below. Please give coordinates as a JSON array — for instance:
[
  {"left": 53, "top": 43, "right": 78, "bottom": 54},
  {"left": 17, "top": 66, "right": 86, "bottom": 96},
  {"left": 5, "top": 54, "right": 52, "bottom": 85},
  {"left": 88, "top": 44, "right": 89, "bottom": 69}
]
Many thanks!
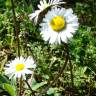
[
  {"left": 29, "top": 0, "right": 65, "bottom": 24},
  {"left": 40, "top": 7, "right": 79, "bottom": 44},
  {"left": 4, "top": 56, "right": 36, "bottom": 79}
]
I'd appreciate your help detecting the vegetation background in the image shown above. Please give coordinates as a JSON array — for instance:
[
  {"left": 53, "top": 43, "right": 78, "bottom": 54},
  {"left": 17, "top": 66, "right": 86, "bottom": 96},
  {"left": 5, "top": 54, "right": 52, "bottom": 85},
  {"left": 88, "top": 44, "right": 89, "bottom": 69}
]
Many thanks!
[{"left": 0, "top": 0, "right": 96, "bottom": 96}]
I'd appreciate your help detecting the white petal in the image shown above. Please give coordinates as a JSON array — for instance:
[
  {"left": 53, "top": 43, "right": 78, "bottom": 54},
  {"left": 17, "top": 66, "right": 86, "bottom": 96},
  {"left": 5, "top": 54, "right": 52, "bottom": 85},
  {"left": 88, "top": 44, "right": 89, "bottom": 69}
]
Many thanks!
[
  {"left": 49, "top": 31, "right": 58, "bottom": 44},
  {"left": 41, "top": 31, "right": 51, "bottom": 41},
  {"left": 64, "top": 8, "right": 73, "bottom": 17},
  {"left": 24, "top": 69, "right": 32, "bottom": 74},
  {"left": 60, "top": 32, "right": 67, "bottom": 43},
  {"left": 39, "top": 7, "right": 79, "bottom": 44},
  {"left": 4, "top": 56, "right": 36, "bottom": 79}
]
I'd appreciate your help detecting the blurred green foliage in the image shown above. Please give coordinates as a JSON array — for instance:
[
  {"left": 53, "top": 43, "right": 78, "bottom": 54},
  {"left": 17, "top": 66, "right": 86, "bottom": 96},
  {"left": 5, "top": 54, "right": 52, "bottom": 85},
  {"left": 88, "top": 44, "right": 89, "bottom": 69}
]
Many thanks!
[{"left": 0, "top": 0, "right": 96, "bottom": 95}]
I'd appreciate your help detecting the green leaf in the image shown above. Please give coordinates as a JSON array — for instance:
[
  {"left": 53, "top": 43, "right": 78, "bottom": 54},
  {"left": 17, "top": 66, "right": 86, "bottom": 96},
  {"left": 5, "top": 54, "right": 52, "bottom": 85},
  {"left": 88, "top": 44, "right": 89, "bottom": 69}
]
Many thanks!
[
  {"left": 5, "top": 0, "right": 11, "bottom": 7},
  {"left": 47, "top": 87, "right": 58, "bottom": 95},
  {"left": 0, "top": 75, "right": 9, "bottom": 83},
  {"left": 32, "top": 81, "right": 47, "bottom": 91},
  {"left": 54, "top": 93, "right": 61, "bottom": 96},
  {"left": 3, "top": 83, "right": 16, "bottom": 96}
]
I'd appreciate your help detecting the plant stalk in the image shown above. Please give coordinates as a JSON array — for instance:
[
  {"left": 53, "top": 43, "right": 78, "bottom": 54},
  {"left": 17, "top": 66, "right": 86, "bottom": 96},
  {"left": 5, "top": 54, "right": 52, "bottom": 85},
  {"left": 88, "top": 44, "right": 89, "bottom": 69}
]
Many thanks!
[
  {"left": 38, "top": 44, "right": 69, "bottom": 96},
  {"left": 11, "top": 0, "right": 20, "bottom": 57},
  {"left": 25, "top": 79, "right": 36, "bottom": 96},
  {"left": 19, "top": 77, "right": 23, "bottom": 96},
  {"left": 69, "top": 58, "right": 74, "bottom": 87},
  {"left": 11, "top": 0, "right": 21, "bottom": 95}
]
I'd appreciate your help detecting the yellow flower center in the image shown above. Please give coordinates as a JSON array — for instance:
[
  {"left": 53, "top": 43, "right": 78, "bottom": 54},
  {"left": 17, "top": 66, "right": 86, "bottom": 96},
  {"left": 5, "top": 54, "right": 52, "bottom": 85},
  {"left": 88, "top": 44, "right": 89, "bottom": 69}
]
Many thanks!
[
  {"left": 50, "top": 16, "right": 66, "bottom": 32},
  {"left": 16, "top": 64, "right": 25, "bottom": 71}
]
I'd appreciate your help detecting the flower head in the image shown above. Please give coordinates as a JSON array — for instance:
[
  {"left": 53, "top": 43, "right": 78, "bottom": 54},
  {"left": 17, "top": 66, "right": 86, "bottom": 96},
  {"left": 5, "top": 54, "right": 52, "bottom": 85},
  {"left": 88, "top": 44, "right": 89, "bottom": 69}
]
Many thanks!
[
  {"left": 29, "top": 0, "right": 65, "bottom": 24},
  {"left": 4, "top": 56, "right": 36, "bottom": 79},
  {"left": 40, "top": 7, "right": 79, "bottom": 44}
]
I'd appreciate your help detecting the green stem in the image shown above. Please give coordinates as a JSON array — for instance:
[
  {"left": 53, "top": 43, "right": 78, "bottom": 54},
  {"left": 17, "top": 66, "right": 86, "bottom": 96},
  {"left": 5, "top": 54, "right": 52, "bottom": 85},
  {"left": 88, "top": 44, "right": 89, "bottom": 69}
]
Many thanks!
[
  {"left": 25, "top": 79, "right": 36, "bottom": 96},
  {"left": 38, "top": 44, "right": 69, "bottom": 96},
  {"left": 19, "top": 77, "right": 23, "bottom": 96},
  {"left": 69, "top": 58, "right": 74, "bottom": 87},
  {"left": 11, "top": 0, "right": 20, "bottom": 57},
  {"left": 11, "top": 0, "right": 21, "bottom": 95}
]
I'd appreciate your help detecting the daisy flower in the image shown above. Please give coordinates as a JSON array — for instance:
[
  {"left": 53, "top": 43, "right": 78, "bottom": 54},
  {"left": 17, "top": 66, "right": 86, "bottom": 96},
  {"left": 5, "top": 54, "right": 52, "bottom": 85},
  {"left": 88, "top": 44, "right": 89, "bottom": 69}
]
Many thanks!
[
  {"left": 40, "top": 7, "right": 79, "bottom": 44},
  {"left": 4, "top": 56, "right": 36, "bottom": 79},
  {"left": 29, "top": 0, "right": 65, "bottom": 24}
]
